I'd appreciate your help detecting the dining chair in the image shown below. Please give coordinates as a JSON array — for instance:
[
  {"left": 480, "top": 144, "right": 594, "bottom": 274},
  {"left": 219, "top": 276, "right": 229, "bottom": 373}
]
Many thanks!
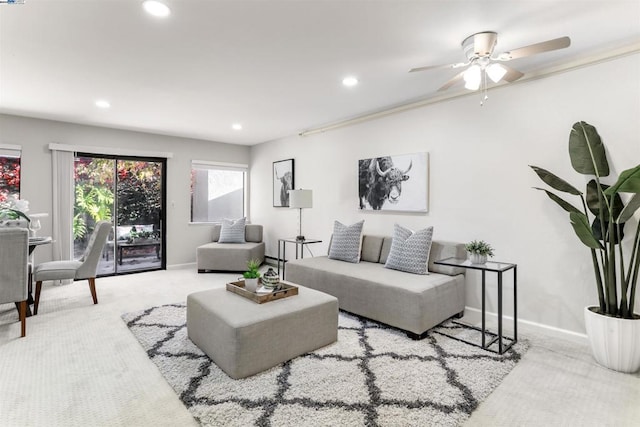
[
  {"left": 0, "top": 227, "right": 29, "bottom": 337},
  {"left": 33, "top": 221, "right": 112, "bottom": 315}
]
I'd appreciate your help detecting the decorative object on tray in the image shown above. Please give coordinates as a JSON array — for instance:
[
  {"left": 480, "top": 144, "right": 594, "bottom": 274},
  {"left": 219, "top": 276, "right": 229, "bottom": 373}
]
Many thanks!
[
  {"left": 226, "top": 280, "right": 298, "bottom": 304},
  {"left": 242, "top": 259, "right": 261, "bottom": 292},
  {"left": 465, "top": 239, "right": 494, "bottom": 264},
  {"left": 531, "top": 121, "right": 640, "bottom": 373},
  {"left": 261, "top": 267, "right": 280, "bottom": 289}
]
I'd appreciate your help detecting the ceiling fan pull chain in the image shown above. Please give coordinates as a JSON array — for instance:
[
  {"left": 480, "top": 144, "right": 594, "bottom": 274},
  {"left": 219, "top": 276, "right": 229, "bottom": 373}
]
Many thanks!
[{"left": 480, "top": 71, "right": 488, "bottom": 106}]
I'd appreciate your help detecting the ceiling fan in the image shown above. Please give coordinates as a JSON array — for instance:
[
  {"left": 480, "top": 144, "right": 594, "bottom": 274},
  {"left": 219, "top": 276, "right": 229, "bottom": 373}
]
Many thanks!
[{"left": 409, "top": 31, "right": 571, "bottom": 93}]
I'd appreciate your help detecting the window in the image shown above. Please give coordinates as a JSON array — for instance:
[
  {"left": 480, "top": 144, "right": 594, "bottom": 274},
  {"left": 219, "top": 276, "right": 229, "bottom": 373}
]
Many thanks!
[
  {"left": 0, "top": 146, "right": 22, "bottom": 202},
  {"left": 191, "top": 161, "right": 247, "bottom": 223}
]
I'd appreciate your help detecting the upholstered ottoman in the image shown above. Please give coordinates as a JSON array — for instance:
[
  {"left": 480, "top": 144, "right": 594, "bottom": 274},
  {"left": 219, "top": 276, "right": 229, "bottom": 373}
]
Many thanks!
[{"left": 186, "top": 285, "right": 338, "bottom": 379}]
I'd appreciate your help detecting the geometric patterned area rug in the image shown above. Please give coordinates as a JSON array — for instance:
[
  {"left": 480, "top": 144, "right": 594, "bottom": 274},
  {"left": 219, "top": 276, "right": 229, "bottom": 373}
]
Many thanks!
[{"left": 122, "top": 303, "right": 528, "bottom": 427}]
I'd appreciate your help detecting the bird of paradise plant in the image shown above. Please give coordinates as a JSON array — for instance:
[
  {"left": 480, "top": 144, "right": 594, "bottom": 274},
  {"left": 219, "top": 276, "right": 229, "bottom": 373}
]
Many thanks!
[{"left": 531, "top": 121, "right": 640, "bottom": 319}]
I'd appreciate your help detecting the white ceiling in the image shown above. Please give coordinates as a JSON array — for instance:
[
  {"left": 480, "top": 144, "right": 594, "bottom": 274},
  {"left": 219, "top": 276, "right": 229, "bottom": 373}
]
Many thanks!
[{"left": 1, "top": 1, "right": 639, "bottom": 146}]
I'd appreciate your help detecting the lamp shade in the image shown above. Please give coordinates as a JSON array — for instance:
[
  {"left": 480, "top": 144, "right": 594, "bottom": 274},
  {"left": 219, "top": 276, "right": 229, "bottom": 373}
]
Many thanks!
[{"left": 289, "top": 189, "right": 313, "bottom": 209}]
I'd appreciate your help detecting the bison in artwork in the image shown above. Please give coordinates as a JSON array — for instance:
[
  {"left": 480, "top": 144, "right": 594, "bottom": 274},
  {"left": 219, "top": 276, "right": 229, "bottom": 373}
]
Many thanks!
[
  {"left": 275, "top": 169, "right": 293, "bottom": 206},
  {"left": 359, "top": 156, "right": 412, "bottom": 210}
]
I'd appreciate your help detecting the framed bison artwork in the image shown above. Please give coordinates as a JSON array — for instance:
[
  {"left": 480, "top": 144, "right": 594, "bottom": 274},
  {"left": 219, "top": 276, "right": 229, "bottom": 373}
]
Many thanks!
[
  {"left": 273, "top": 159, "right": 295, "bottom": 207},
  {"left": 358, "top": 152, "right": 428, "bottom": 212}
]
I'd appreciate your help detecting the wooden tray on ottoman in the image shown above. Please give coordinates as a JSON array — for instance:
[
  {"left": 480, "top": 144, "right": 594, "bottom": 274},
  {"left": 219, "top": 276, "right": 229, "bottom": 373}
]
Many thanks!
[{"left": 226, "top": 280, "right": 298, "bottom": 304}]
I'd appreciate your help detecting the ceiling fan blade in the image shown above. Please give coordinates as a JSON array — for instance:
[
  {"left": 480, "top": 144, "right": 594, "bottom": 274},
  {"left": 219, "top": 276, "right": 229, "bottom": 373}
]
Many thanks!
[
  {"left": 409, "top": 62, "right": 466, "bottom": 73},
  {"left": 501, "top": 65, "right": 524, "bottom": 82},
  {"left": 496, "top": 36, "right": 571, "bottom": 61},
  {"left": 437, "top": 70, "right": 466, "bottom": 91}
]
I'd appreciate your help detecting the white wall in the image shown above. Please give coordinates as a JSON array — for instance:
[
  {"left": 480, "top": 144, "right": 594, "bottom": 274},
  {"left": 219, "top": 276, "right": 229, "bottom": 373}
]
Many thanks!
[
  {"left": 0, "top": 114, "right": 250, "bottom": 266},
  {"left": 249, "top": 53, "right": 640, "bottom": 335}
]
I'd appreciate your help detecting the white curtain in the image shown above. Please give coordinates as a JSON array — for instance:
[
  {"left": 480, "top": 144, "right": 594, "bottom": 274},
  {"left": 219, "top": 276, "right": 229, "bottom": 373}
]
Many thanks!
[{"left": 51, "top": 149, "right": 74, "bottom": 263}]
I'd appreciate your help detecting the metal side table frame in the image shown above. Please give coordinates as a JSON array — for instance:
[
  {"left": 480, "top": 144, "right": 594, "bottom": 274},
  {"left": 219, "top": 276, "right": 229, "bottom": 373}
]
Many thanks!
[
  {"left": 434, "top": 257, "right": 517, "bottom": 354},
  {"left": 277, "top": 238, "right": 322, "bottom": 279}
]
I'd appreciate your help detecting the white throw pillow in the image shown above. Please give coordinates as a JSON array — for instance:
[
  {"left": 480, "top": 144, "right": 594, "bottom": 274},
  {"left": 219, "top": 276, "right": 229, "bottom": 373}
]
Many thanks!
[
  {"left": 384, "top": 223, "right": 433, "bottom": 275},
  {"left": 328, "top": 220, "right": 364, "bottom": 263},
  {"left": 218, "top": 217, "right": 246, "bottom": 243}
]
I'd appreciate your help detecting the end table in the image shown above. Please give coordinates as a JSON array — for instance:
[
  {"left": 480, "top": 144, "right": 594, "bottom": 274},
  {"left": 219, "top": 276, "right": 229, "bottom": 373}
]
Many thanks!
[
  {"left": 434, "top": 257, "right": 517, "bottom": 354},
  {"left": 277, "top": 238, "right": 322, "bottom": 279}
]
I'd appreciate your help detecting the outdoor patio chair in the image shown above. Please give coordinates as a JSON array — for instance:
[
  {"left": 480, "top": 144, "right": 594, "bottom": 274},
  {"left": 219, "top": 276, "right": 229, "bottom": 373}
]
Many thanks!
[
  {"left": 33, "top": 221, "right": 112, "bottom": 314},
  {"left": 0, "top": 227, "right": 29, "bottom": 337}
]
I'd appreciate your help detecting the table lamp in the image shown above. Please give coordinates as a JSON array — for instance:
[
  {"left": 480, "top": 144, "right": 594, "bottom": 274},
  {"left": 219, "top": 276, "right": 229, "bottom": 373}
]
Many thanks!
[{"left": 289, "top": 189, "right": 312, "bottom": 242}]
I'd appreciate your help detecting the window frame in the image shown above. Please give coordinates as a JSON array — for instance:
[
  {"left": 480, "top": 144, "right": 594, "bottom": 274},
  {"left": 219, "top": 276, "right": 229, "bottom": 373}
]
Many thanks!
[
  {"left": 190, "top": 160, "right": 248, "bottom": 224},
  {"left": 0, "top": 144, "right": 22, "bottom": 203}
]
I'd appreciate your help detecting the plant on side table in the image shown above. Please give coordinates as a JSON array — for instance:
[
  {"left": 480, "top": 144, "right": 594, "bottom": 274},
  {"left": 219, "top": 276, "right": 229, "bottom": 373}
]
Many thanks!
[
  {"left": 243, "top": 259, "right": 262, "bottom": 293},
  {"left": 531, "top": 121, "right": 640, "bottom": 373},
  {"left": 465, "top": 240, "right": 495, "bottom": 264}
]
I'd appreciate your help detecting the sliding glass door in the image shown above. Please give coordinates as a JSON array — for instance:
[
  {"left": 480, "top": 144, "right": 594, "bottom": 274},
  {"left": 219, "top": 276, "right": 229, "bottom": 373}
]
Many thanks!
[{"left": 73, "top": 154, "right": 166, "bottom": 275}]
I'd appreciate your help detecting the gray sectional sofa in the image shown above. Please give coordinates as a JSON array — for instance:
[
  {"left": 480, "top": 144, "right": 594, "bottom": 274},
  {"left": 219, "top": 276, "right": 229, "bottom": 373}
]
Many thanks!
[
  {"left": 197, "top": 224, "right": 265, "bottom": 272},
  {"left": 285, "top": 235, "right": 467, "bottom": 338}
]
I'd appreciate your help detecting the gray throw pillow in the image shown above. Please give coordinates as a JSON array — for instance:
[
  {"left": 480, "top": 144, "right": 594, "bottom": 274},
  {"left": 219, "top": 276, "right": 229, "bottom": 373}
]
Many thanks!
[
  {"left": 218, "top": 217, "right": 246, "bottom": 243},
  {"left": 328, "top": 220, "right": 364, "bottom": 263},
  {"left": 384, "top": 223, "right": 433, "bottom": 275}
]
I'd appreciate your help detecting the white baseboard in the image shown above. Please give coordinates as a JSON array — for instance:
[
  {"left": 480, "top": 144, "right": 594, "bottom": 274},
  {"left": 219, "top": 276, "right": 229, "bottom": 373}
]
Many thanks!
[
  {"left": 167, "top": 262, "right": 196, "bottom": 270},
  {"left": 463, "top": 306, "right": 588, "bottom": 344}
]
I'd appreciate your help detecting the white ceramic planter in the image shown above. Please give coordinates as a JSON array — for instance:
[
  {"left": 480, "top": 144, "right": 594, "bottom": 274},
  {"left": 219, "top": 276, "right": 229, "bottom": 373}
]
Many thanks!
[
  {"left": 244, "top": 278, "right": 259, "bottom": 293},
  {"left": 469, "top": 252, "right": 487, "bottom": 264},
  {"left": 584, "top": 306, "right": 640, "bottom": 373}
]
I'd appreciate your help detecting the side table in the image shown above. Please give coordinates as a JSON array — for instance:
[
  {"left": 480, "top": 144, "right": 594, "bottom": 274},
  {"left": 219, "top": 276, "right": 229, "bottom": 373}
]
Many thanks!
[
  {"left": 434, "top": 257, "right": 517, "bottom": 354},
  {"left": 277, "top": 238, "right": 322, "bottom": 279}
]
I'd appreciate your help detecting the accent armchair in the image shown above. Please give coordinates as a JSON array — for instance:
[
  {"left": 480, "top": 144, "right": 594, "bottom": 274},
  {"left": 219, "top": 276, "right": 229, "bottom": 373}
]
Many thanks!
[
  {"left": 196, "top": 224, "right": 265, "bottom": 272},
  {"left": 0, "top": 227, "right": 29, "bottom": 337},
  {"left": 33, "top": 221, "right": 112, "bottom": 314}
]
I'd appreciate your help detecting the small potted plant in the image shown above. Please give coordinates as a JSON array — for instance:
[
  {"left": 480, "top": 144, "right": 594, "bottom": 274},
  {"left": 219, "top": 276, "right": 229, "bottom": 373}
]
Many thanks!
[
  {"left": 243, "top": 259, "right": 262, "bottom": 292},
  {"left": 465, "top": 240, "right": 494, "bottom": 264}
]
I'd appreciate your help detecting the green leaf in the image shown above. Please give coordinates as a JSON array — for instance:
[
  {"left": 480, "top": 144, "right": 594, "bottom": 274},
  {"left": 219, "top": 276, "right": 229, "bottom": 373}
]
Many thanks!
[
  {"left": 569, "top": 121, "right": 609, "bottom": 177},
  {"left": 533, "top": 188, "right": 581, "bottom": 214},
  {"left": 586, "top": 180, "right": 624, "bottom": 221},
  {"left": 617, "top": 193, "right": 640, "bottom": 223},
  {"left": 604, "top": 165, "right": 640, "bottom": 195},
  {"left": 530, "top": 166, "right": 581, "bottom": 195},
  {"left": 591, "top": 218, "right": 624, "bottom": 244},
  {"left": 570, "top": 212, "right": 603, "bottom": 249}
]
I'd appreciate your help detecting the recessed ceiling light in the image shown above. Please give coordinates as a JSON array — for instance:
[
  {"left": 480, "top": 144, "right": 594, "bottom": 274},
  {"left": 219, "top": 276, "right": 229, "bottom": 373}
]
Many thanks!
[
  {"left": 232, "top": 123, "right": 242, "bottom": 130},
  {"left": 342, "top": 76, "right": 359, "bottom": 87},
  {"left": 143, "top": 0, "right": 170, "bottom": 18},
  {"left": 95, "top": 99, "right": 111, "bottom": 109}
]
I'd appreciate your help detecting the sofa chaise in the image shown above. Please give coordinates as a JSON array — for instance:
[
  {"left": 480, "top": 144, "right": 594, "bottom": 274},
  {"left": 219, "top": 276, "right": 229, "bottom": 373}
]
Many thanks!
[
  {"left": 197, "top": 224, "right": 265, "bottom": 272},
  {"left": 285, "top": 235, "right": 467, "bottom": 338}
]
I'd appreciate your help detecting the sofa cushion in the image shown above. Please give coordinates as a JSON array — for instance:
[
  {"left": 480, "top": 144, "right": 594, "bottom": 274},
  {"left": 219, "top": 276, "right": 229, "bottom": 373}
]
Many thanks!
[
  {"left": 245, "top": 224, "right": 263, "bottom": 243},
  {"left": 361, "top": 235, "right": 384, "bottom": 263},
  {"left": 218, "top": 217, "right": 246, "bottom": 243},
  {"left": 384, "top": 224, "right": 433, "bottom": 275},
  {"left": 328, "top": 220, "right": 364, "bottom": 263},
  {"left": 379, "top": 236, "right": 393, "bottom": 264}
]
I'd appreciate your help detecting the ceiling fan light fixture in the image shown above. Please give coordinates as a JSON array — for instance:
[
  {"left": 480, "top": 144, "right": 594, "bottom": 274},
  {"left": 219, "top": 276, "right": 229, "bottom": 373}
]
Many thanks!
[
  {"left": 143, "top": 0, "right": 171, "bottom": 18},
  {"left": 486, "top": 63, "right": 507, "bottom": 83},
  {"left": 463, "top": 65, "right": 481, "bottom": 91}
]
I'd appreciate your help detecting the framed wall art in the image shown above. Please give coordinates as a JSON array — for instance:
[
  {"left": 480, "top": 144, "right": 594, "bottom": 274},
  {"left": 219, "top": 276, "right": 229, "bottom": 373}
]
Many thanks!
[
  {"left": 273, "top": 158, "right": 294, "bottom": 207},
  {"left": 358, "top": 152, "right": 428, "bottom": 212}
]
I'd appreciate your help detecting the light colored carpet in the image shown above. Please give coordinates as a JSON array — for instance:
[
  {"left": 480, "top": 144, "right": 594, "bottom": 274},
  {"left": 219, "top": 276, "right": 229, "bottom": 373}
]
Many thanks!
[
  {"left": 123, "top": 304, "right": 527, "bottom": 426},
  {"left": 0, "top": 267, "right": 638, "bottom": 426}
]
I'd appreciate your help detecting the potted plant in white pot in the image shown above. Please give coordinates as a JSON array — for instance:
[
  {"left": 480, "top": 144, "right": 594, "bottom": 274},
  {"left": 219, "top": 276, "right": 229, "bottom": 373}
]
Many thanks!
[
  {"left": 243, "top": 259, "right": 262, "bottom": 293},
  {"left": 531, "top": 121, "right": 640, "bottom": 373},
  {"left": 465, "top": 240, "right": 495, "bottom": 264}
]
